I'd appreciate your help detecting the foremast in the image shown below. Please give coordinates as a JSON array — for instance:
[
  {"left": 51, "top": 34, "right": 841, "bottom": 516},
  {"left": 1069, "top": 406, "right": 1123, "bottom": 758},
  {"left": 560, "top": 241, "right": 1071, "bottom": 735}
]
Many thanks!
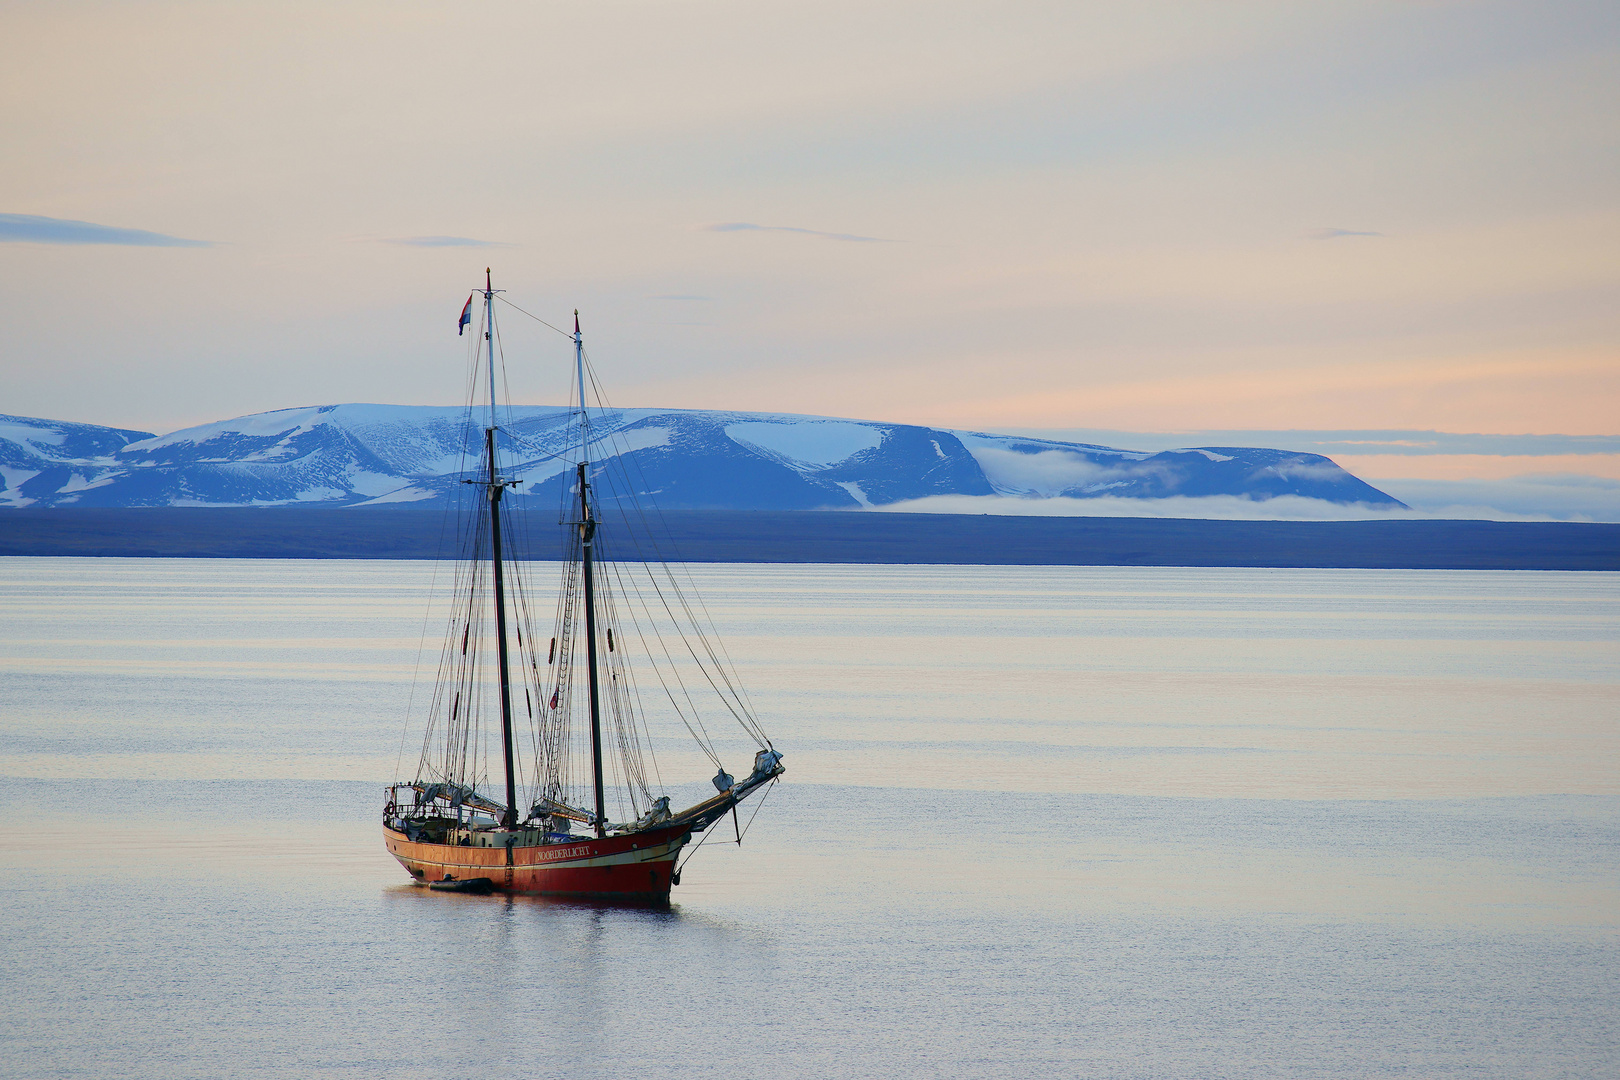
[
  {"left": 575, "top": 311, "right": 609, "bottom": 839},
  {"left": 479, "top": 268, "right": 520, "bottom": 829}
]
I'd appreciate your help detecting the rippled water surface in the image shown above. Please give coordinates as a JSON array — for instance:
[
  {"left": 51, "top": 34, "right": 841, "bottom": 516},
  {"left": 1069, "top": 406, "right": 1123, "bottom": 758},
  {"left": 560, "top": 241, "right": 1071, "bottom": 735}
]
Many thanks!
[{"left": 2, "top": 558, "right": 1617, "bottom": 1079}]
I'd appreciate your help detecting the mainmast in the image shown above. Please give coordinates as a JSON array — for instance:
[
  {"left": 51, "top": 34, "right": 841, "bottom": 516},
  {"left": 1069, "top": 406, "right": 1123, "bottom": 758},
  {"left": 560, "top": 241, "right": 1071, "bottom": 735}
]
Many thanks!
[
  {"left": 575, "top": 311, "right": 608, "bottom": 838},
  {"left": 481, "top": 268, "right": 520, "bottom": 829}
]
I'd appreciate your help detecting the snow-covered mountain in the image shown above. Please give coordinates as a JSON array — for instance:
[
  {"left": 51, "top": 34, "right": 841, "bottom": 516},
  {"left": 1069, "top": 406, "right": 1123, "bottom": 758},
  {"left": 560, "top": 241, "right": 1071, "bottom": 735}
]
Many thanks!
[
  {"left": 0, "top": 414, "right": 155, "bottom": 506},
  {"left": 0, "top": 405, "right": 1405, "bottom": 510}
]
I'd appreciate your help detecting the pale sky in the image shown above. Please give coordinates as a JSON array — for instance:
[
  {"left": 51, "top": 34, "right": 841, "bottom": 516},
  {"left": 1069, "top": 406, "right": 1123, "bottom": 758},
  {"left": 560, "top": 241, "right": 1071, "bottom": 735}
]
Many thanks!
[{"left": 2, "top": 1, "right": 1617, "bottom": 452}]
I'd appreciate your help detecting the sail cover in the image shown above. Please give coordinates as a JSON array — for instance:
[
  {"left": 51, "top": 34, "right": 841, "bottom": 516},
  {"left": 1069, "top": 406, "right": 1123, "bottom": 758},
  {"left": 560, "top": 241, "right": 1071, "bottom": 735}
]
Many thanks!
[{"left": 404, "top": 781, "right": 507, "bottom": 816}]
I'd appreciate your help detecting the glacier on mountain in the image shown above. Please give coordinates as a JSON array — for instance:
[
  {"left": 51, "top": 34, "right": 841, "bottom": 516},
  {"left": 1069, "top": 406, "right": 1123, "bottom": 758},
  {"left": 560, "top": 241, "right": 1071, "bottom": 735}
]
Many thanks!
[{"left": 0, "top": 405, "right": 1405, "bottom": 511}]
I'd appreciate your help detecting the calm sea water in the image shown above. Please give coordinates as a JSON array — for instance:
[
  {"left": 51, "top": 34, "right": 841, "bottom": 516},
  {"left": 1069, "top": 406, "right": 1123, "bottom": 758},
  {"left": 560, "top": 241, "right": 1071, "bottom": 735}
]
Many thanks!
[{"left": 1, "top": 558, "right": 1617, "bottom": 1079}]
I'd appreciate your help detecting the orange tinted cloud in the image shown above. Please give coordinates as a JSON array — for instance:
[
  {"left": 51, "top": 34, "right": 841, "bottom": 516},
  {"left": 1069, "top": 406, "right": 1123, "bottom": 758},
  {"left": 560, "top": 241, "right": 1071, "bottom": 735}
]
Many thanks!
[{"left": 922, "top": 351, "right": 1619, "bottom": 434}]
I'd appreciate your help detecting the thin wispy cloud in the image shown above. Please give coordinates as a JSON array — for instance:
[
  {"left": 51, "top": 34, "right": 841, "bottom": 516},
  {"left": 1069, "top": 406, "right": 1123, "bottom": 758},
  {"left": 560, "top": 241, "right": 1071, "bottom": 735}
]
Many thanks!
[
  {"left": 381, "top": 235, "right": 510, "bottom": 248},
  {"left": 1308, "top": 228, "right": 1384, "bottom": 240},
  {"left": 1011, "top": 430, "right": 1620, "bottom": 458},
  {"left": 705, "top": 222, "right": 893, "bottom": 243},
  {"left": 1372, "top": 475, "right": 1620, "bottom": 522},
  {"left": 0, "top": 213, "right": 211, "bottom": 247}
]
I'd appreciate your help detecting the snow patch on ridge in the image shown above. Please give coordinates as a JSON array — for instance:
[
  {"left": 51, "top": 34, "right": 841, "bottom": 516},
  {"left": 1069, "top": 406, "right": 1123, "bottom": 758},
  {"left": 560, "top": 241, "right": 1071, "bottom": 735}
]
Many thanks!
[
  {"left": 0, "top": 467, "right": 40, "bottom": 506},
  {"left": 57, "top": 472, "right": 116, "bottom": 494},
  {"left": 835, "top": 481, "right": 873, "bottom": 507},
  {"left": 0, "top": 419, "right": 66, "bottom": 449},
  {"left": 585, "top": 426, "right": 671, "bottom": 460},
  {"left": 345, "top": 469, "right": 406, "bottom": 497},
  {"left": 355, "top": 485, "right": 437, "bottom": 505},
  {"left": 124, "top": 407, "right": 328, "bottom": 453}
]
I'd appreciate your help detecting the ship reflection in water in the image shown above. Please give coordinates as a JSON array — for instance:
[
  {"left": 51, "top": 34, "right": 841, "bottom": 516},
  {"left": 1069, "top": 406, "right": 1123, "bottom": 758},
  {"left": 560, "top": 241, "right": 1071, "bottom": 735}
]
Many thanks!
[{"left": 2, "top": 559, "right": 1617, "bottom": 1078}]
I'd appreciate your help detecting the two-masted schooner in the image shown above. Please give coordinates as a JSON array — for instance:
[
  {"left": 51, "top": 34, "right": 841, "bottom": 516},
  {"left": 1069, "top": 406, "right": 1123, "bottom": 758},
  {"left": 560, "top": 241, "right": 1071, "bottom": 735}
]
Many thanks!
[{"left": 383, "top": 272, "right": 783, "bottom": 901}]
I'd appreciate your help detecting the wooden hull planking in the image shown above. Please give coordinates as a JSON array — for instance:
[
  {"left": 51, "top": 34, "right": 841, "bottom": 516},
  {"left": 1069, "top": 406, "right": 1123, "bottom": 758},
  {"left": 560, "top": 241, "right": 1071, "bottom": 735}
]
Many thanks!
[{"left": 384, "top": 822, "right": 689, "bottom": 901}]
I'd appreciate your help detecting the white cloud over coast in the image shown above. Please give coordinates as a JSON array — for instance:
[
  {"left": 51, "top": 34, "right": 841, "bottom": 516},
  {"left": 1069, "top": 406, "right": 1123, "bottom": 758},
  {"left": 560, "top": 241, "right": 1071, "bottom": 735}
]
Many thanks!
[{"left": 871, "top": 486, "right": 1620, "bottom": 523}]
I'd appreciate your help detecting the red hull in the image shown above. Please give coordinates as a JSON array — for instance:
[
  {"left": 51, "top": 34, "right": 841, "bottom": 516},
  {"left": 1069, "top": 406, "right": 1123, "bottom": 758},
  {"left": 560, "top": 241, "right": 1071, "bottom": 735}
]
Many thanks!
[{"left": 384, "top": 822, "right": 690, "bottom": 901}]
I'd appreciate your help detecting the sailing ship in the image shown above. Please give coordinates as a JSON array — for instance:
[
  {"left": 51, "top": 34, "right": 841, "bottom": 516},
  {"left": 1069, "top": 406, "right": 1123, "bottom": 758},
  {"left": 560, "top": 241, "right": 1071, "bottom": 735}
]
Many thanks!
[{"left": 383, "top": 271, "right": 783, "bottom": 901}]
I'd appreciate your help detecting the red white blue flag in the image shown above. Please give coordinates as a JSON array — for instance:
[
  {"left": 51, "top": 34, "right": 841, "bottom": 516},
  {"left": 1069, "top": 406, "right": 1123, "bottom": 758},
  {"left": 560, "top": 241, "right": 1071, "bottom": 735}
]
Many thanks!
[{"left": 457, "top": 294, "right": 473, "bottom": 336}]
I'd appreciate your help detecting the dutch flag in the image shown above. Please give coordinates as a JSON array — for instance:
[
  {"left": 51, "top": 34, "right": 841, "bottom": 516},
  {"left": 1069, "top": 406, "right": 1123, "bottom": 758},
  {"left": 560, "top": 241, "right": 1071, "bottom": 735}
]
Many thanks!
[{"left": 457, "top": 294, "right": 474, "bottom": 336}]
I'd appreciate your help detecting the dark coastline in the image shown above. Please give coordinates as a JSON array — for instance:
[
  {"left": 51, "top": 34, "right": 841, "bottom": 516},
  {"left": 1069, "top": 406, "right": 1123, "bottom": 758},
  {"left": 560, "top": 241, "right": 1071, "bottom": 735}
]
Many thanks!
[{"left": 0, "top": 507, "right": 1615, "bottom": 570}]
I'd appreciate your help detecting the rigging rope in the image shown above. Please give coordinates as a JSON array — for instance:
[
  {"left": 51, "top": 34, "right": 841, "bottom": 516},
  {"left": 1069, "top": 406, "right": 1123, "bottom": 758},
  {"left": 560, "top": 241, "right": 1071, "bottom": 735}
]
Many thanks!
[
  {"left": 673, "top": 778, "right": 778, "bottom": 878},
  {"left": 399, "top": 292, "right": 775, "bottom": 825},
  {"left": 577, "top": 353, "right": 771, "bottom": 747},
  {"left": 493, "top": 294, "right": 574, "bottom": 339}
]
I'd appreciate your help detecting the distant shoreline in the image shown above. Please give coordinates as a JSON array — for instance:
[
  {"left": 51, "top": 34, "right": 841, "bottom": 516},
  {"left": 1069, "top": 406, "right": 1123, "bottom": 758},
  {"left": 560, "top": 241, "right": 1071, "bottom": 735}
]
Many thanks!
[{"left": 1, "top": 508, "right": 1616, "bottom": 571}]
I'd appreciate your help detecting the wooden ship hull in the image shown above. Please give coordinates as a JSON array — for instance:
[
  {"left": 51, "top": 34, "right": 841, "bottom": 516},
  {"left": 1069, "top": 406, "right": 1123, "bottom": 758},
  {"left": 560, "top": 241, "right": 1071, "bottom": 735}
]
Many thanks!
[{"left": 385, "top": 821, "right": 689, "bottom": 901}]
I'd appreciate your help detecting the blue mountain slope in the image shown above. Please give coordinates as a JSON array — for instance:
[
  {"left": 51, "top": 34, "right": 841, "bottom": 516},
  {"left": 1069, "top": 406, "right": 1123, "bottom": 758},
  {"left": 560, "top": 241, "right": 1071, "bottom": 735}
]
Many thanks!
[
  {"left": 952, "top": 432, "right": 1398, "bottom": 505},
  {"left": 0, "top": 406, "right": 1405, "bottom": 510},
  {"left": 0, "top": 414, "right": 155, "bottom": 508},
  {"left": 513, "top": 413, "right": 997, "bottom": 512}
]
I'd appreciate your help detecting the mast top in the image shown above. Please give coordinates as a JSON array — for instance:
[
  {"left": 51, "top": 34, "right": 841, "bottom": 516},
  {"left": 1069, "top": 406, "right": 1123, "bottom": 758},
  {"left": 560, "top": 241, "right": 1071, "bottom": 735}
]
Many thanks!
[
  {"left": 486, "top": 267, "right": 492, "bottom": 293},
  {"left": 574, "top": 308, "right": 588, "bottom": 446}
]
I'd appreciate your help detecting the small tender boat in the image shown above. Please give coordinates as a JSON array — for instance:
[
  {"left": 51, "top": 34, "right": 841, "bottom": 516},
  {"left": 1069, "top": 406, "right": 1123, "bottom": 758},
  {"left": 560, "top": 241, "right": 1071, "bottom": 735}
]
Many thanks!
[
  {"left": 428, "top": 876, "right": 494, "bottom": 895},
  {"left": 384, "top": 272, "right": 783, "bottom": 902}
]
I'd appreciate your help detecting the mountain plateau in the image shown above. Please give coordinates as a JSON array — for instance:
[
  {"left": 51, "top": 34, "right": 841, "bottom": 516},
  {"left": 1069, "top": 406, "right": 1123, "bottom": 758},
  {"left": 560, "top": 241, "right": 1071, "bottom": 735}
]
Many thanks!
[{"left": 0, "top": 405, "right": 1405, "bottom": 511}]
